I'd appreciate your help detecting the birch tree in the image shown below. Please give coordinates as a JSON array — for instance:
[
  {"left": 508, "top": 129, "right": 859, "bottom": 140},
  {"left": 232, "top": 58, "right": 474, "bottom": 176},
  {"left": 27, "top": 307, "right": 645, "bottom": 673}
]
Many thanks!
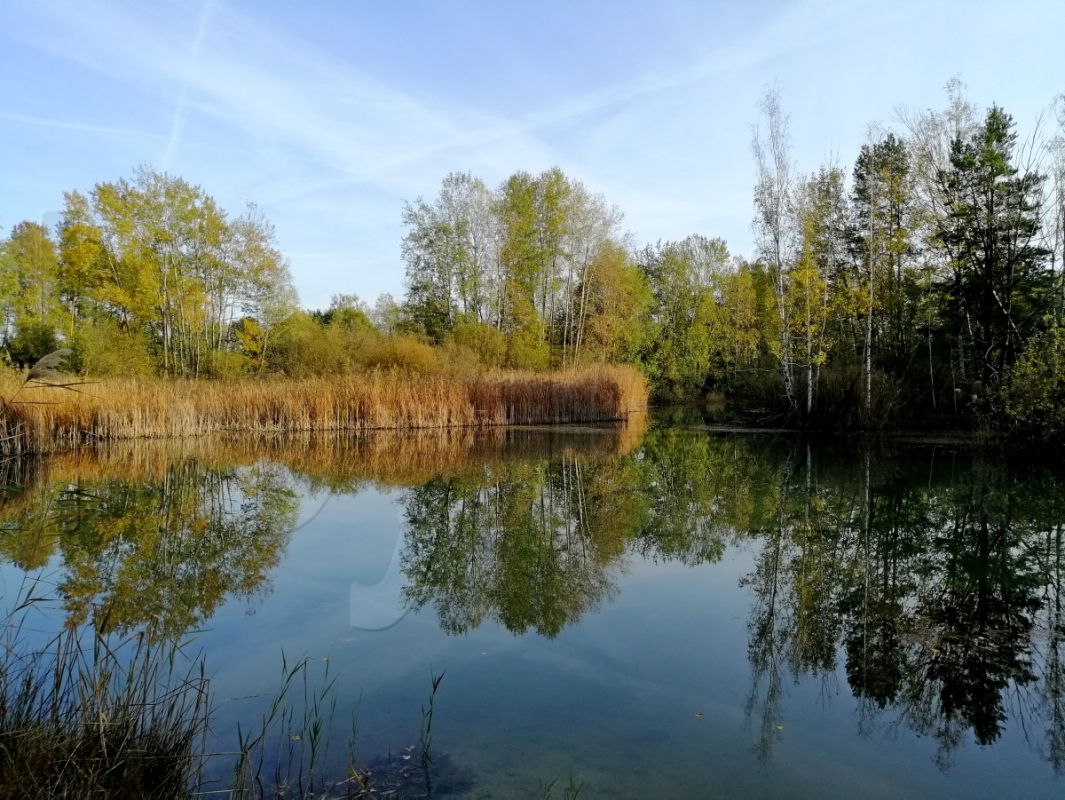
[{"left": 752, "top": 88, "right": 799, "bottom": 411}]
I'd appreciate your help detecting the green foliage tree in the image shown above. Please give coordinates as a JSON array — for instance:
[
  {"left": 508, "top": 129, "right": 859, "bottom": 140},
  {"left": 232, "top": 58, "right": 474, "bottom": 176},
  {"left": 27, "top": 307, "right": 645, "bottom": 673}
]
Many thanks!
[
  {"left": 1, "top": 222, "right": 63, "bottom": 362},
  {"left": 6, "top": 319, "right": 60, "bottom": 366},
  {"left": 402, "top": 167, "right": 627, "bottom": 370},
  {"left": 784, "top": 168, "right": 849, "bottom": 415},
  {"left": 1004, "top": 326, "right": 1065, "bottom": 439},
  {"left": 851, "top": 134, "right": 914, "bottom": 390},
  {"left": 639, "top": 237, "right": 712, "bottom": 396},
  {"left": 13, "top": 168, "right": 298, "bottom": 378},
  {"left": 573, "top": 241, "right": 652, "bottom": 364},
  {"left": 3, "top": 221, "right": 62, "bottom": 324}
]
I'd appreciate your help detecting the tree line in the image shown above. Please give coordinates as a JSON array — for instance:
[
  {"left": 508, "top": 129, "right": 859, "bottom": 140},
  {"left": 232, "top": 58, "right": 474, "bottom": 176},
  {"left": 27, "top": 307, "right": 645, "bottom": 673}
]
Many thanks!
[
  {"left": 747, "top": 81, "right": 1065, "bottom": 431},
  {"left": 0, "top": 168, "right": 298, "bottom": 378},
  {"left": 395, "top": 82, "right": 1065, "bottom": 433},
  {"left": 2, "top": 82, "right": 1064, "bottom": 433}
]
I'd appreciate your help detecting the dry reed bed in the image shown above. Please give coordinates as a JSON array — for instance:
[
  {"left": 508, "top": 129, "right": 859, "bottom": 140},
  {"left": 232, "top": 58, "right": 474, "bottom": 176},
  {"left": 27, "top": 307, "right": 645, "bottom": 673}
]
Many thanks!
[
  {"left": 0, "top": 366, "right": 648, "bottom": 456},
  {"left": 0, "top": 421, "right": 648, "bottom": 528}
]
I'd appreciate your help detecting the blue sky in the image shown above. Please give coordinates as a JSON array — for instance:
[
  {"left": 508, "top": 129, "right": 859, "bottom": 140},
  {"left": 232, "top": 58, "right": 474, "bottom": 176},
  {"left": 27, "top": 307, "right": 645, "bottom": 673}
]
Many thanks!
[{"left": 1, "top": 0, "right": 1062, "bottom": 310}]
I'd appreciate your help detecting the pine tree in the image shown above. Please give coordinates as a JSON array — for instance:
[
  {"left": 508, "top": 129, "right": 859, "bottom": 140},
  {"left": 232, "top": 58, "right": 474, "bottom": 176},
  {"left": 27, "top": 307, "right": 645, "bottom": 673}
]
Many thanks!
[{"left": 936, "top": 106, "right": 1052, "bottom": 401}]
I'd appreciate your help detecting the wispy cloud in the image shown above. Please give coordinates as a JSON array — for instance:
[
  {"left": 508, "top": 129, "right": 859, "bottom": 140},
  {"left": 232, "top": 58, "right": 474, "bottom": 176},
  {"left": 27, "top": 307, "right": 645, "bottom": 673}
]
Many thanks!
[
  {"left": 0, "top": 0, "right": 860, "bottom": 303},
  {"left": 161, "top": 0, "right": 216, "bottom": 171},
  {"left": 6, "top": 0, "right": 1062, "bottom": 308},
  {"left": 7, "top": 0, "right": 843, "bottom": 190},
  {"left": 0, "top": 110, "right": 163, "bottom": 140},
  {"left": 8, "top": 0, "right": 555, "bottom": 193}
]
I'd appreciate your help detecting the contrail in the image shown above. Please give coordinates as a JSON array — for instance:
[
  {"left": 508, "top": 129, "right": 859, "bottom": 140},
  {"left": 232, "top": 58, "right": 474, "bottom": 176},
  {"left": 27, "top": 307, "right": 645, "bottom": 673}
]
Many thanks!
[{"left": 161, "top": 0, "right": 216, "bottom": 171}]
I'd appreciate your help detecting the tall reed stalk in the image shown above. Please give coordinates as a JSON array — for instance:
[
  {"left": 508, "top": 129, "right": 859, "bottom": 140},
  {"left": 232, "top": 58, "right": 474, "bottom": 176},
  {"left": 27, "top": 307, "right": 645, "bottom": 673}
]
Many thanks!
[
  {"left": 0, "top": 365, "right": 648, "bottom": 456},
  {"left": 0, "top": 581, "right": 210, "bottom": 800}
]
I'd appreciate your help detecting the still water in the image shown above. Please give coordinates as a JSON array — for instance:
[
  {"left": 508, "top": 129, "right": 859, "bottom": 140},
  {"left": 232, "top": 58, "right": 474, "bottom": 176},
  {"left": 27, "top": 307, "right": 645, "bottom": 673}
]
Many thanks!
[{"left": 1, "top": 419, "right": 1063, "bottom": 798}]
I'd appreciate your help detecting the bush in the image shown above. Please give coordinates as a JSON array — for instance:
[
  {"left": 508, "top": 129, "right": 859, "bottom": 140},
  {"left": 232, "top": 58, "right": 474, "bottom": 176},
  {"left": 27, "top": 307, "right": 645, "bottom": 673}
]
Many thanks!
[
  {"left": 202, "top": 349, "right": 249, "bottom": 380},
  {"left": 357, "top": 335, "right": 442, "bottom": 373},
  {"left": 450, "top": 322, "right": 506, "bottom": 368},
  {"left": 266, "top": 312, "right": 349, "bottom": 377},
  {"left": 505, "top": 330, "right": 550, "bottom": 371},
  {"left": 437, "top": 342, "right": 484, "bottom": 376},
  {"left": 1004, "top": 326, "right": 1065, "bottom": 440},
  {"left": 6, "top": 319, "right": 60, "bottom": 367},
  {"left": 73, "top": 319, "right": 155, "bottom": 377}
]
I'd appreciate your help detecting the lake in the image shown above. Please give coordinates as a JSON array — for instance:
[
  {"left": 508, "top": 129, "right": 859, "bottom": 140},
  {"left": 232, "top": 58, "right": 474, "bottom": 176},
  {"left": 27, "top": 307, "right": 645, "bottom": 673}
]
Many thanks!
[{"left": 1, "top": 417, "right": 1062, "bottom": 799}]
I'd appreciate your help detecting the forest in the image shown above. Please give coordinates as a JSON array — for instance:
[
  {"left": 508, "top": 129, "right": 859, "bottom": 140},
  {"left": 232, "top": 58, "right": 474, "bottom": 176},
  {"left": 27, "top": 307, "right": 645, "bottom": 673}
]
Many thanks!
[{"left": 2, "top": 82, "right": 1064, "bottom": 437}]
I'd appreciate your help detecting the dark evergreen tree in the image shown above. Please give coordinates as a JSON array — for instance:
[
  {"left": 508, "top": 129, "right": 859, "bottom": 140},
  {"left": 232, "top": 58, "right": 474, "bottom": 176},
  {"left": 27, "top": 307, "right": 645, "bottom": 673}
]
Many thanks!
[{"left": 936, "top": 107, "right": 1052, "bottom": 402}]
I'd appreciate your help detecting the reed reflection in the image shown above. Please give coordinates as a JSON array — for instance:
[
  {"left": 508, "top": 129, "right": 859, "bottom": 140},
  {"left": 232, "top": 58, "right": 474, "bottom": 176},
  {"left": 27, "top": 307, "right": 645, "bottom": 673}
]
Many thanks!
[{"left": 0, "top": 424, "right": 645, "bottom": 637}]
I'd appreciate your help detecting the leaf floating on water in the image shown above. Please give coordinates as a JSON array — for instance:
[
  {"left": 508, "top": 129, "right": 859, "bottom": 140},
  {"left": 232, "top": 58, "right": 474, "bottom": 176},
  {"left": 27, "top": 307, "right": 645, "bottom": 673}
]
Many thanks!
[
  {"left": 693, "top": 711, "right": 705, "bottom": 718},
  {"left": 291, "top": 734, "right": 301, "bottom": 741}
]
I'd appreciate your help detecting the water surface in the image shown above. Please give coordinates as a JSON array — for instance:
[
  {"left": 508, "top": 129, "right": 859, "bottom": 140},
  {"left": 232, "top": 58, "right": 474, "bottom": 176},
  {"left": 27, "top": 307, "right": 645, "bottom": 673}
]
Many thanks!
[{"left": 1, "top": 422, "right": 1062, "bottom": 798}]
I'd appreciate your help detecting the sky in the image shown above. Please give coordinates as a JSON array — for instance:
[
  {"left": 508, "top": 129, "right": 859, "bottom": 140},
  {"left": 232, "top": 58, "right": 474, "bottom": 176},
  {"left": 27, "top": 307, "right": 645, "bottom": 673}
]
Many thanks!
[{"left": 1, "top": 0, "right": 1062, "bottom": 311}]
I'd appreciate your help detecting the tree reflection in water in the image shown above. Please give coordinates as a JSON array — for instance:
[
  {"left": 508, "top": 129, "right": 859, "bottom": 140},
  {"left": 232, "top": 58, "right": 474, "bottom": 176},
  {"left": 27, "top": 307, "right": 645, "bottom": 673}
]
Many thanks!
[
  {"left": 393, "top": 429, "right": 1065, "bottom": 771},
  {"left": 736, "top": 440, "right": 1065, "bottom": 771},
  {"left": 0, "top": 454, "right": 299, "bottom": 635},
  {"left": 1, "top": 425, "right": 1064, "bottom": 771}
]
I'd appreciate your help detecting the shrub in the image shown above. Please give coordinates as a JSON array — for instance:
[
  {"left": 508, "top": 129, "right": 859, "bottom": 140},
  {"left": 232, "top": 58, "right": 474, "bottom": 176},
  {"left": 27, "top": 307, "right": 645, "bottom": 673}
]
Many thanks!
[
  {"left": 1004, "top": 326, "right": 1065, "bottom": 440},
  {"left": 266, "top": 312, "right": 349, "bottom": 377},
  {"left": 505, "top": 331, "right": 550, "bottom": 371},
  {"left": 451, "top": 322, "right": 506, "bottom": 368},
  {"left": 73, "top": 319, "right": 155, "bottom": 377},
  {"left": 358, "top": 335, "right": 442, "bottom": 373},
  {"left": 202, "top": 349, "right": 249, "bottom": 380},
  {"left": 6, "top": 319, "right": 60, "bottom": 367}
]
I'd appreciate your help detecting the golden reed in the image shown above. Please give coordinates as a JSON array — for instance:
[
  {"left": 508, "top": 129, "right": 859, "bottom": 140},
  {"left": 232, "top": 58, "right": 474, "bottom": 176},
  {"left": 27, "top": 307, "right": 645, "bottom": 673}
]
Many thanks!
[
  {"left": 0, "top": 418, "right": 648, "bottom": 519},
  {"left": 0, "top": 365, "right": 648, "bottom": 455}
]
